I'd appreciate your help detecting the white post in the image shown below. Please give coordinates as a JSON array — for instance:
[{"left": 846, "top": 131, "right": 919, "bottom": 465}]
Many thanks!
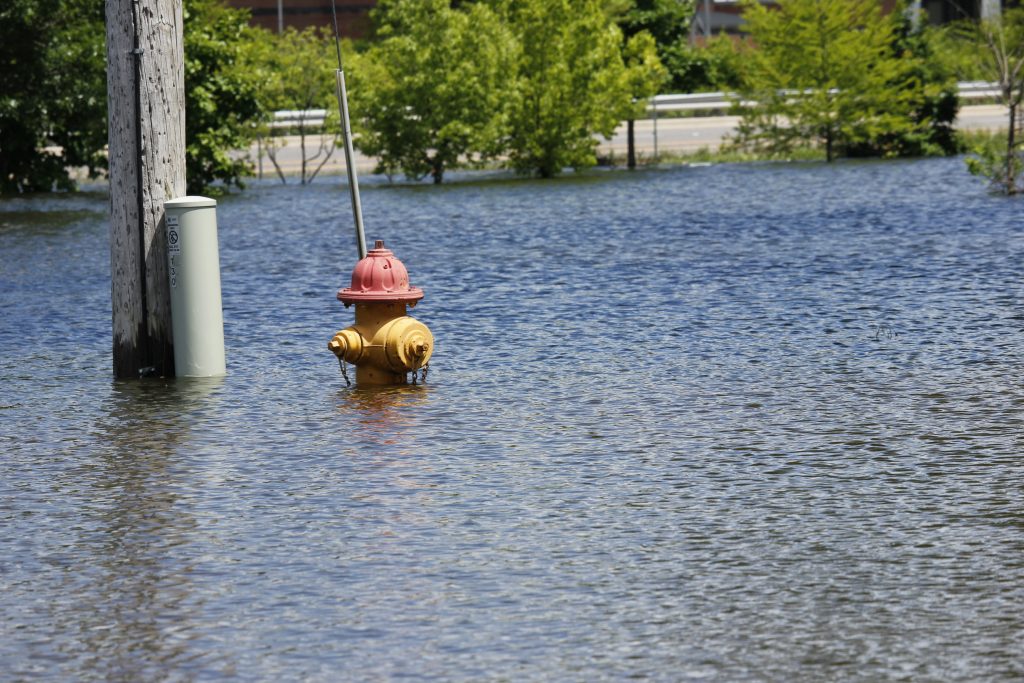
[
  {"left": 907, "top": 0, "right": 922, "bottom": 29},
  {"left": 164, "top": 196, "right": 226, "bottom": 377},
  {"left": 980, "top": 0, "right": 1000, "bottom": 21}
]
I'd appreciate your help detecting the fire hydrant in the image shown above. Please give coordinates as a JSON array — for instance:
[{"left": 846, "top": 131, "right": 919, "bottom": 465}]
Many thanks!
[{"left": 328, "top": 240, "right": 434, "bottom": 385}]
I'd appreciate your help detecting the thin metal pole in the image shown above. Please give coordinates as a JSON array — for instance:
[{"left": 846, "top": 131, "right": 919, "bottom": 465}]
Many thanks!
[
  {"left": 330, "top": 0, "right": 367, "bottom": 259},
  {"left": 335, "top": 70, "right": 366, "bottom": 259},
  {"left": 652, "top": 99, "right": 658, "bottom": 162}
]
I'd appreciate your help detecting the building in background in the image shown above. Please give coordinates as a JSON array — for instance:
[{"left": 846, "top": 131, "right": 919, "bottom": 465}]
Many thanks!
[
  {"left": 230, "top": 0, "right": 1003, "bottom": 41},
  {"left": 919, "top": 0, "right": 1002, "bottom": 23},
  {"left": 690, "top": 0, "right": 1004, "bottom": 38},
  {"left": 225, "top": 0, "right": 375, "bottom": 37}
]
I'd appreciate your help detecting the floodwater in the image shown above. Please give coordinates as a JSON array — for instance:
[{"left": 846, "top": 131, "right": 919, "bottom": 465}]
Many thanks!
[{"left": 1, "top": 158, "right": 1022, "bottom": 681}]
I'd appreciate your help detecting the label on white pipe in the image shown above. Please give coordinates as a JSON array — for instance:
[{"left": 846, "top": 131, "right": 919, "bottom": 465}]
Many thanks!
[
  {"left": 167, "top": 214, "right": 180, "bottom": 289},
  {"left": 166, "top": 215, "right": 181, "bottom": 254}
]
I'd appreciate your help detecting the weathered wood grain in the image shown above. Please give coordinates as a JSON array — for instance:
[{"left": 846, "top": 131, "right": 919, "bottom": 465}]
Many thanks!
[{"left": 106, "top": 0, "right": 185, "bottom": 378}]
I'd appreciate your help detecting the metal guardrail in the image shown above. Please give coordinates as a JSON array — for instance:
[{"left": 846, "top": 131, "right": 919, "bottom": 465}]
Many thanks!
[
  {"left": 270, "top": 109, "right": 329, "bottom": 128},
  {"left": 648, "top": 92, "right": 739, "bottom": 112},
  {"left": 272, "top": 82, "right": 1003, "bottom": 127},
  {"left": 956, "top": 81, "right": 1002, "bottom": 99},
  {"left": 648, "top": 81, "right": 1002, "bottom": 113}
]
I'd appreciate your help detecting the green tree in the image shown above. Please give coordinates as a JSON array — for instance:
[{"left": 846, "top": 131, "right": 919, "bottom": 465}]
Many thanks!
[
  {"left": 664, "top": 34, "right": 744, "bottom": 93},
  {"left": 1, "top": 0, "right": 107, "bottom": 193},
  {"left": 967, "top": 130, "right": 1024, "bottom": 194},
  {"left": 183, "top": 0, "right": 264, "bottom": 194},
  {"left": 622, "top": 30, "right": 668, "bottom": 167},
  {"left": 946, "top": 9, "right": 1024, "bottom": 194},
  {"left": 732, "top": 0, "right": 926, "bottom": 162},
  {"left": 505, "top": 0, "right": 632, "bottom": 177},
  {"left": 243, "top": 27, "right": 339, "bottom": 184},
  {"left": 1, "top": 0, "right": 265, "bottom": 194},
  {"left": 348, "top": 0, "right": 518, "bottom": 183},
  {"left": 623, "top": 31, "right": 668, "bottom": 102},
  {"left": 615, "top": 0, "right": 699, "bottom": 93},
  {"left": 616, "top": 0, "right": 691, "bottom": 49},
  {"left": 845, "top": 13, "right": 960, "bottom": 159}
]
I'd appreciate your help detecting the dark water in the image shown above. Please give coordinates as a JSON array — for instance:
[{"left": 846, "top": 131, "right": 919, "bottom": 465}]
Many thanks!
[{"left": 2, "top": 158, "right": 1022, "bottom": 681}]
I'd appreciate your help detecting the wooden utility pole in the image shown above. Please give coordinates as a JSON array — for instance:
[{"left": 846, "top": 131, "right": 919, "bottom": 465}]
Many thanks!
[{"left": 106, "top": 0, "right": 186, "bottom": 378}]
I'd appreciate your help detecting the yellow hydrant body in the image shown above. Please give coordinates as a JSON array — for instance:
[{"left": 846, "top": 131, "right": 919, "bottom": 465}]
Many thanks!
[{"left": 328, "top": 241, "right": 433, "bottom": 386}]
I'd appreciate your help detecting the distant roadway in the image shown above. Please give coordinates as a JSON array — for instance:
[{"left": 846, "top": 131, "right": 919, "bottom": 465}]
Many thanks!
[
  {"left": 599, "top": 104, "right": 1010, "bottom": 157},
  {"left": 252, "top": 104, "right": 1011, "bottom": 177}
]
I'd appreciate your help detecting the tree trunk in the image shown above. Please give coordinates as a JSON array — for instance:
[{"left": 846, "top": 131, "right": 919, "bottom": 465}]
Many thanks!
[
  {"left": 300, "top": 128, "right": 308, "bottom": 184},
  {"left": 1006, "top": 102, "right": 1017, "bottom": 194},
  {"left": 627, "top": 119, "right": 636, "bottom": 169},
  {"left": 106, "top": 0, "right": 186, "bottom": 378}
]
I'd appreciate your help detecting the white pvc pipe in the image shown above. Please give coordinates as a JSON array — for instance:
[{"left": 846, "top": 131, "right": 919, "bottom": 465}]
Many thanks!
[{"left": 164, "top": 196, "right": 227, "bottom": 377}]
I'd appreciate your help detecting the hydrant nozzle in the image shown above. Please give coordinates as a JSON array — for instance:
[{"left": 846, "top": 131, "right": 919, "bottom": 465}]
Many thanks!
[{"left": 328, "top": 241, "right": 434, "bottom": 385}]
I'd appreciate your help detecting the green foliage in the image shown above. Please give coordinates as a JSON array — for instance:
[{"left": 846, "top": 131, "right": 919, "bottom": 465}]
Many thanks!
[
  {"left": 846, "top": 13, "right": 961, "bottom": 158},
  {"left": 615, "top": 0, "right": 697, "bottom": 92},
  {"left": 623, "top": 31, "right": 669, "bottom": 118},
  {"left": 505, "top": 0, "right": 632, "bottom": 177},
  {"left": 966, "top": 130, "right": 1024, "bottom": 195},
  {"left": 244, "top": 27, "right": 336, "bottom": 114},
  {"left": 656, "top": 143, "right": 824, "bottom": 165},
  {"left": 1, "top": 0, "right": 106, "bottom": 193},
  {"left": 661, "top": 34, "right": 743, "bottom": 93},
  {"left": 349, "top": 0, "right": 649, "bottom": 180},
  {"left": 930, "top": 16, "right": 1003, "bottom": 83},
  {"left": 611, "top": 0, "right": 740, "bottom": 94},
  {"left": 944, "top": 9, "right": 1024, "bottom": 194},
  {"left": 183, "top": 0, "right": 264, "bottom": 194},
  {"left": 241, "top": 26, "right": 339, "bottom": 184},
  {"left": 617, "top": 0, "right": 692, "bottom": 46},
  {"left": 732, "top": 0, "right": 931, "bottom": 162},
  {"left": 1, "top": 0, "right": 265, "bottom": 194},
  {"left": 348, "top": 0, "right": 517, "bottom": 183},
  {"left": 47, "top": 0, "right": 109, "bottom": 184}
]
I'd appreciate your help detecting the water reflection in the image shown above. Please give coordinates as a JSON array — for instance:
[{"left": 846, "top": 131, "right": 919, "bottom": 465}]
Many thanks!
[
  {"left": 56, "top": 378, "right": 226, "bottom": 680},
  {"left": 335, "top": 384, "right": 431, "bottom": 446}
]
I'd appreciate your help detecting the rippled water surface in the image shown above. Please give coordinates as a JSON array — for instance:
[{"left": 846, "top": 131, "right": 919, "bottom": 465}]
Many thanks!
[{"left": 2, "top": 158, "right": 1023, "bottom": 681}]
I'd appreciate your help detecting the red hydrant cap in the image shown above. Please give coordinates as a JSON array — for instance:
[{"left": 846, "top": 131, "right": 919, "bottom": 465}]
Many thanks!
[{"left": 337, "top": 240, "right": 425, "bottom": 305}]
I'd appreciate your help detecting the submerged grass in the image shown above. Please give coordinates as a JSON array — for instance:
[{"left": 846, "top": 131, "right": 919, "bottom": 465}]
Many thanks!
[
  {"left": 605, "top": 128, "right": 1010, "bottom": 169},
  {"left": 599, "top": 145, "right": 826, "bottom": 168},
  {"left": 957, "top": 127, "right": 1007, "bottom": 149}
]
